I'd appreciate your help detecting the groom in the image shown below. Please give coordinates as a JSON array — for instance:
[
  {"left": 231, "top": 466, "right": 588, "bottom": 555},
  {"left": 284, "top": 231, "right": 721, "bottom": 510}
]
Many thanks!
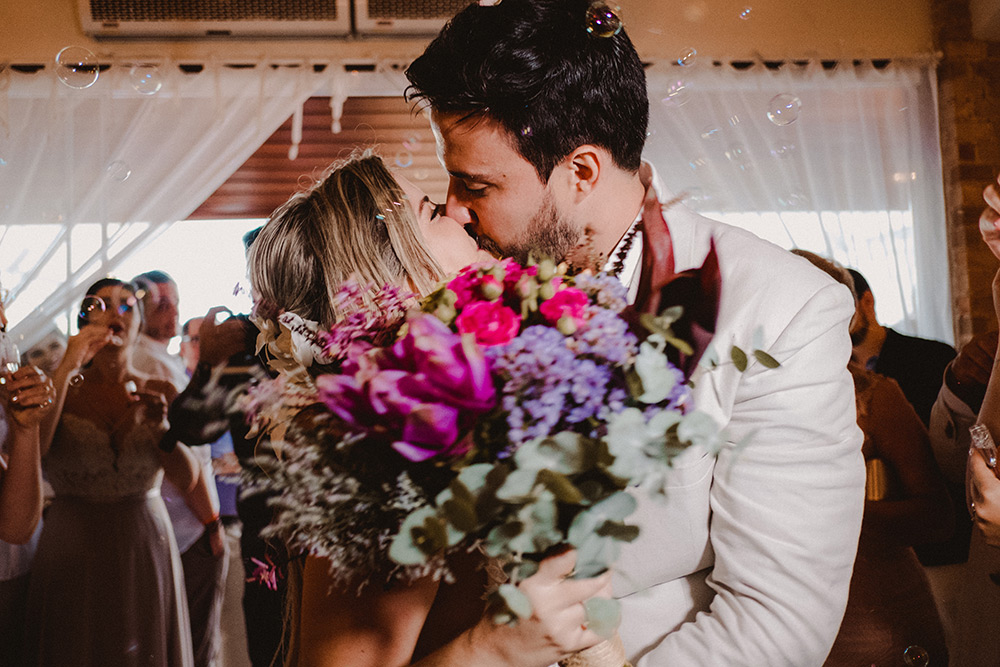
[{"left": 406, "top": 1, "right": 865, "bottom": 664}]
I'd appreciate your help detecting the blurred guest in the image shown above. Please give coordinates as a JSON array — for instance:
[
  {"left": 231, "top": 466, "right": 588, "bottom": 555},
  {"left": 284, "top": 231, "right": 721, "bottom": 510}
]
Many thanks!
[
  {"left": 0, "top": 299, "right": 55, "bottom": 667},
  {"left": 793, "top": 251, "right": 952, "bottom": 667},
  {"left": 950, "top": 172, "right": 1000, "bottom": 666},
  {"left": 169, "top": 229, "right": 287, "bottom": 667},
  {"left": 20, "top": 327, "right": 66, "bottom": 377},
  {"left": 848, "top": 268, "right": 955, "bottom": 427},
  {"left": 24, "top": 279, "right": 200, "bottom": 666},
  {"left": 132, "top": 271, "right": 228, "bottom": 667}
]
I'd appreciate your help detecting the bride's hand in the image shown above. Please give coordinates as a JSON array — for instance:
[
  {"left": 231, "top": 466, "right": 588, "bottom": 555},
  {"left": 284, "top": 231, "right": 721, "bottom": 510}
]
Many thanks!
[{"left": 472, "top": 549, "right": 614, "bottom": 667}]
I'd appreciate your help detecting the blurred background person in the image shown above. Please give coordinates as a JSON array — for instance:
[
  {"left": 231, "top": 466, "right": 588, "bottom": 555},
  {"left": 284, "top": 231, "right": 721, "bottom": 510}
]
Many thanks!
[
  {"left": 0, "top": 299, "right": 56, "bottom": 667},
  {"left": 793, "top": 251, "right": 953, "bottom": 667},
  {"left": 23, "top": 279, "right": 201, "bottom": 666},
  {"left": 133, "top": 271, "right": 228, "bottom": 667},
  {"left": 19, "top": 327, "right": 66, "bottom": 378}
]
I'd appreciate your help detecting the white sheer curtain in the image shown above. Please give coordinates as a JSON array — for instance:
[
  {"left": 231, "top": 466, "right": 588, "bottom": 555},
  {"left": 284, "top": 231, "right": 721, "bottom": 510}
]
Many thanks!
[
  {"left": 0, "top": 60, "right": 325, "bottom": 347},
  {"left": 643, "top": 59, "right": 950, "bottom": 342}
]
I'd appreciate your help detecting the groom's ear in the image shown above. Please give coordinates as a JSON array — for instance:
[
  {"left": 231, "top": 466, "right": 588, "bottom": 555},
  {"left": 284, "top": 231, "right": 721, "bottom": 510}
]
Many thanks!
[{"left": 563, "top": 145, "right": 602, "bottom": 201}]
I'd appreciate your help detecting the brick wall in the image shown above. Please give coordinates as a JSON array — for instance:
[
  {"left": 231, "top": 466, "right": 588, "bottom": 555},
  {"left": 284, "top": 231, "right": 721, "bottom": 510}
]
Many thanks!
[{"left": 935, "top": 0, "right": 1000, "bottom": 344}]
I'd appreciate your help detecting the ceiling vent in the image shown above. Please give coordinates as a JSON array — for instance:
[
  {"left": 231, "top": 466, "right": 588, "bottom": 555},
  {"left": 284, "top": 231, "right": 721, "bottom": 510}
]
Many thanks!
[
  {"left": 353, "top": 0, "right": 469, "bottom": 35},
  {"left": 78, "top": 0, "right": 352, "bottom": 38}
]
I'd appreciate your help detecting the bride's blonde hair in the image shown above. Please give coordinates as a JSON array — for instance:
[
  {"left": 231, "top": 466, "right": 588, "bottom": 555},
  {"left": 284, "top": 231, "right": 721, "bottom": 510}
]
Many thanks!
[{"left": 248, "top": 149, "right": 445, "bottom": 324}]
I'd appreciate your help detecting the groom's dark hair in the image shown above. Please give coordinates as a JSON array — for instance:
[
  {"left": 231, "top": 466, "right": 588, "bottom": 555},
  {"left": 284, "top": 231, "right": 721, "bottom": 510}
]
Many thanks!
[{"left": 405, "top": 0, "right": 648, "bottom": 183}]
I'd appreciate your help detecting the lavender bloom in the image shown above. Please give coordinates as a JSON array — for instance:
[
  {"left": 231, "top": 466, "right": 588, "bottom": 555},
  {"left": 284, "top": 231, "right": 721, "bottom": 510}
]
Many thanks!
[{"left": 573, "top": 272, "right": 629, "bottom": 313}]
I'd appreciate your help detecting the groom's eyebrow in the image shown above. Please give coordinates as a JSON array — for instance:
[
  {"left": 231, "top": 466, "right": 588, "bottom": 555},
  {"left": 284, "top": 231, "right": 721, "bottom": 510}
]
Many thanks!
[{"left": 448, "top": 168, "right": 492, "bottom": 184}]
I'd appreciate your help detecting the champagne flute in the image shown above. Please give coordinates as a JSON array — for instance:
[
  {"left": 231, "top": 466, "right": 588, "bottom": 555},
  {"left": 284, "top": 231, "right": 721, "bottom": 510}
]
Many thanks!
[{"left": 0, "top": 331, "right": 22, "bottom": 409}]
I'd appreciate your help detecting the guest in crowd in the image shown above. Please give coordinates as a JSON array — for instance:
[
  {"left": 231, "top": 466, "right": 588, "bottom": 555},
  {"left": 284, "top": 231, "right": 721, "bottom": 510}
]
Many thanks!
[
  {"left": 948, "top": 172, "right": 1000, "bottom": 666},
  {"left": 793, "top": 251, "right": 952, "bottom": 667},
  {"left": 20, "top": 327, "right": 66, "bottom": 377},
  {"left": 0, "top": 300, "right": 56, "bottom": 667},
  {"left": 168, "top": 229, "right": 288, "bottom": 667},
  {"left": 24, "top": 279, "right": 202, "bottom": 666},
  {"left": 848, "top": 267, "right": 955, "bottom": 427},
  {"left": 132, "top": 270, "right": 228, "bottom": 667}
]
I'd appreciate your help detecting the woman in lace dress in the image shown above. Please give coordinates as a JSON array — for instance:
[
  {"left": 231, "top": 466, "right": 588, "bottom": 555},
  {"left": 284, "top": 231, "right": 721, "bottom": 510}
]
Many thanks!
[{"left": 23, "top": 279, "right": 203, "bottom": 667}]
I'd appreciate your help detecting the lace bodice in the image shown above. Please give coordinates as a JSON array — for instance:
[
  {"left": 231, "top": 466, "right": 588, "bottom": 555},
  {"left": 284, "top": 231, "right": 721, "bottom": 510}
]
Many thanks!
[{"left": 45, "top": 413, "right": 164, "bottom": 500}]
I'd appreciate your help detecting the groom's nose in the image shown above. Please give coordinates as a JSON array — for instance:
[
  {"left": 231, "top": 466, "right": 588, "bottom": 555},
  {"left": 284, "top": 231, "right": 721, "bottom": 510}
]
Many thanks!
[{"left": 445, "top": 183, "right": 476, "bottom": 226}]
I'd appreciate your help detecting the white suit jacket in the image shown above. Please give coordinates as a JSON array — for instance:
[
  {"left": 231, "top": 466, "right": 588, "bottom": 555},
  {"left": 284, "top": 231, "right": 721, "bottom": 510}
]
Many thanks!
[{"left": 613, "top": 192, "right": 866, "bottom": 666}]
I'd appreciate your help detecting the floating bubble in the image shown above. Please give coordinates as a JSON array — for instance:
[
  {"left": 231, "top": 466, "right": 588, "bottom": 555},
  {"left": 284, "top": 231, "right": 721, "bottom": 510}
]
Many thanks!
[
  {"left": 585, "top": 2, "right": 623, "bottom": 38},
  {"left": 412, "top": 169, "right": 430, "bottom": 181},
  {"left": 728, "top": 114, "right": 743, "bottom": 128},
  {"left": 677, "top": 48, "right": 697, "bottom": 67},
  {"left": 700, "top": 126, "right": 721, "bottom": 140},
  {"left": 0, "top": 156, "right": 7, "bottom": 168},
  {"left": 683, "top": 1, "right": 708, "bottom": 22},
  {"left": 129, "top": 64, "right": 162, "bottom": 95},
  {"left": 79, "top": 296, "right": 106, "bottom": 325},
  {"left": 106, "top": 160, "right": 132, "bottom": 183},
  {"left": 767, "top": 93, "right": 802, "bottom": 126},
  {"left": 770, "top": 144, "right": 797, "bottom": 159},
  {"left": 903, "top": 645, "right": 929, "bottom": 667},
  {"left": 402, "top": 134, "right": 420, "bottom": 151},
  {"left": 393, "top": 150, "right": 414, "bottom": 169},
  {"left": 778, "top": 192, "right": 810, "bottom": 209},
  {"left": 55, "top": 46, "right": 100, "bottom": 89},
  {"left": 660, "top": 80, "right": 690, "bottom": 108},
  {"left": 725, "top": 143, "right": 751, "bottom": 170},
  {"left": 688, "top": 157, "right": 708, "bottom": 171},
  {"left": 739, "top": 6, "right": 753, "bottom": 20},
  {"left": 520, "top": 126, "right": 533, "bottom": 137}
]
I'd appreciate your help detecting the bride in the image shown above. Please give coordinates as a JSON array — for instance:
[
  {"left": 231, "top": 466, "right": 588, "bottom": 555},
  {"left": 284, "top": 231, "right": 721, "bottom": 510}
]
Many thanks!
[{"left": 247, "top": 150, "right": 613, "bottom": 667}]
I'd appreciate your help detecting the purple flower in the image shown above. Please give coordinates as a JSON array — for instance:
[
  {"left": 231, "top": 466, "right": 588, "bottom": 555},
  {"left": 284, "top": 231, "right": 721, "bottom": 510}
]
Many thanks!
[{"left": 317, "top": 313, "right": 497, "bottom": 462}]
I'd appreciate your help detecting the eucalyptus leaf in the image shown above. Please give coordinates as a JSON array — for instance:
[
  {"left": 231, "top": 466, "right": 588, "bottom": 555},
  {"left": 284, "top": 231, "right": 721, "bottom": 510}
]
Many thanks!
[
  {"left": 514, "top": 432, "right": 588, "bottom": 476},
  {"left": 583, "top": 597, "right": 622, "bottom": 640},
  {"left": 536, "top": 469, "right": 584, "bottom": 504},
  {"left": 456, "top": 463, "right": 494, "bottom": 495},
  {"left": 573, "top": 533, "right": 621, "bottom": 578},
  {"left": 485, "top": 521, "right": 525, "bottom": 557},
  {"left": 753, "top": 349, "right": 781, "bottom": 368},
  {"left": 389, "top": 507, "right": 437, "bottom": 565},
  {"left": 595, "top": 520, "right": 640, "bottom": 542},
  {"left": 497, "top": 583, "right": 533, "bottom": 620},
  {"left": 441, "top": 496, "right": 478, "bottom": 533},
  {"left": 496, "top": 468, "right": 539, "bottom": 502},
  {"left": 730, "top": 345, "right": 748, "bottom": 372}
]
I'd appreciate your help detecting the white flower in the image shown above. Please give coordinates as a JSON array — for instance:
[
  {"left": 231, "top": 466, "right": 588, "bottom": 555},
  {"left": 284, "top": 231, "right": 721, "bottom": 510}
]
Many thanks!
[{"left": 634, "top": 335, "right": 679, "bottom": 404}]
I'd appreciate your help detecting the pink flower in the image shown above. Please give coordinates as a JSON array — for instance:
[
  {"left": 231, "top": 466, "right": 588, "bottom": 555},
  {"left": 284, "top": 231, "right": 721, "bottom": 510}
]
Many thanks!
[
  {"left": 317, "top": 313, "right": 497, "bottom": 462},
  {"left": 456, "top": 301, "right": 522, "bottom": 347},
  {"left": 539, "top": 288, "right": 589, "bottom": 328}
]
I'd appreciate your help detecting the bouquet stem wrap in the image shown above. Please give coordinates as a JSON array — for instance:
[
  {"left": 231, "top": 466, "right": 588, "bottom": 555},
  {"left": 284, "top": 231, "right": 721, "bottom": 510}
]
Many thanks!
[{"left": 559, "top": 633, "right": 632, "bottom": 667}]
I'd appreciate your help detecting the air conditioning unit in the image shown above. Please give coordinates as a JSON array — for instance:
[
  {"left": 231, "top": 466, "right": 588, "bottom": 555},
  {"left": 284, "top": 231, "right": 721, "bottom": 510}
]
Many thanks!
[
  {"left": 354, "top": 0, "right": 469, "bottom": 36},
  {"left": 78, "top": 0, "right": 352, "bottom": 38}
]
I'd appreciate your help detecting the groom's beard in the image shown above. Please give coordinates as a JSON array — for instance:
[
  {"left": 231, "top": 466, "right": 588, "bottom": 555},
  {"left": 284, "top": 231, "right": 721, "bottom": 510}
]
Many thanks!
[{"left": 477, "top": 192, "right": 581, "bottom": 265}]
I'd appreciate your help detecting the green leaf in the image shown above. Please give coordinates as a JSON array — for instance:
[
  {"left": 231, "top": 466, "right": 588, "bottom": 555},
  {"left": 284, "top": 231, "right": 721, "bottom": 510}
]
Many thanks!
[
  {"left": 536, "top": 469, "right": 584, "bottom": 504},
  {"left": 595, "top": 520, "right": 640, "bottom": 542},
  {"left": 441, "top": 496, "right": 478, "bottom": 533},
  {"left": 497, "top": 583, "right": 533, "bottom": 620},
  {"left": 583, "top": 597, "right": 622, "bottom": 640},
  {"left": 456, "top": 464, "right": 494, "bottom": 495},
  {"left": 496, "top": 469, "right": 539, "bottom": 502},
  {"left": 730, "top": 345, "right": 748, "bottom": 372},
  {"left": 753, "top": 349, "right": 781, "bottom": 368}
]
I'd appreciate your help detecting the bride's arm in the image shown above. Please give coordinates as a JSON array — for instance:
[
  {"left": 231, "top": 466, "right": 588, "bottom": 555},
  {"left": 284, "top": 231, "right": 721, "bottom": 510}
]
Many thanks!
[
  {"left": 297, "top": 555, "right": 439, "bottom": 667},
  {"left": 414, "top": 549, "right": 612, "bottom": 667},
  {"left": 298, "top": 549, "right": 611, "bottom": 667}
]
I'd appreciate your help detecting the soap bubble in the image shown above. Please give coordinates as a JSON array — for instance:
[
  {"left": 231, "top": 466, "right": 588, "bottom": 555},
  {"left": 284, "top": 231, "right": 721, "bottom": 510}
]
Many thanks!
[
  {"left": 725, "top": 144, "right": 752, "bottom": 170},
  {"left": 412, "top": 169, "right": 430, "bottom": 181},
  {"left": 660, "top": 80, "right": 690, "bottom": 108},
  {"left": 778, "top": 192, "right": 810, "bottom": 209},
  {"left": 55, "top": 46, "right": 99, "bottom": 89},
  {"left": 394, "top": 150, "right": 413, "bottom": 169},
  {"left": 402, "top": 134, "right": 420, "bottom": 151},
  {"left": 767, "top": 93, "right": 801, "bottom": 126},
  {"left": 700, "top": 126, "right": 722, "bottom": 141},
  {"left": 739, "top": 6, "right": 753, "bottom": 20},
  {"left": 106, "top": 161, "right": 132, "bottom": 183},
  {"left": 903, "top": 645, "right": 929, "bottom": 667},
  {"left": 79, "top": 296, "right": 106, "bottom": 325},
  {"left": 129, "top": 64, "right": 162, "bottom": 95},
  {"left": 677, "top": 48, "right": 697, "bottom": 67},
  {"left": 770, "top": 144, "right": 797, "bottom": 159},
  {"left": 585, "top": 2, "right": 623, "bottom": 38}
]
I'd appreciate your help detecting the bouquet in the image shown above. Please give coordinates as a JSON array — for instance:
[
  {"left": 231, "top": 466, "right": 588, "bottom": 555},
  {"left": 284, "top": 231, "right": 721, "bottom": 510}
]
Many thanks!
[{"left": 247, "top": 197, "right": 776, "bottom": 655}]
